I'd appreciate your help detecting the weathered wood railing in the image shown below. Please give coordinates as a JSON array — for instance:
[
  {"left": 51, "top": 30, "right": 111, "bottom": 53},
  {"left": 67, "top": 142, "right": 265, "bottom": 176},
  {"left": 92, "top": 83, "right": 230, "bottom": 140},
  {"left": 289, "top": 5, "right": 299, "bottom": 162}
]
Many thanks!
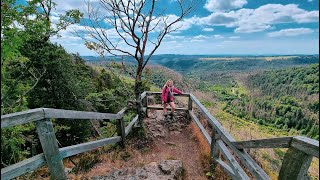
[
  {"left": 1, "top": 107, "right": 139, "bottom": 180},
  {"left": 144, "top": 92, "right": 319, "bottom": 180},
  {"left": 1, "top": 92, "right": 319, "bottom": 180}
]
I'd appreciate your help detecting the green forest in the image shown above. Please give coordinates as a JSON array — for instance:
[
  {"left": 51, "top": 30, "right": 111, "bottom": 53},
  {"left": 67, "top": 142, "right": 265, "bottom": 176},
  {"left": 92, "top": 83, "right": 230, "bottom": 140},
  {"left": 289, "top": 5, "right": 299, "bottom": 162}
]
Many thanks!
[
  {"left": 1, "top": 0, "right": 150, "bottom": 168},
  {"left": 223, "top": 65, "right": 319, "bottom": 139}
]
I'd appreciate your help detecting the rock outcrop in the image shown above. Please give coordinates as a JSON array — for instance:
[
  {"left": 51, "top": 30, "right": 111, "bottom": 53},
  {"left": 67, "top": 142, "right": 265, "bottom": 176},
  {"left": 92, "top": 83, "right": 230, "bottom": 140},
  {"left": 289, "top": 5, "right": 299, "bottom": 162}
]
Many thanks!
[
  {"left": 92, "top": 160, "right": 183, "bottom": 180},
  {"left": 145, "top": 110, "right": 190, "bottom": 139}
]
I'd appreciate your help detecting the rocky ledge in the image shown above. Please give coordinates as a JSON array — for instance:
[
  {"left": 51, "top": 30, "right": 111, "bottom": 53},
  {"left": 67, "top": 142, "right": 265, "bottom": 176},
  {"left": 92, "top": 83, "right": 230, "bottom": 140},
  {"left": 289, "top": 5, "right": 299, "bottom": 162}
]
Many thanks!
[{"left": 92, "top": 160, "right": 183, "bottom": 180}]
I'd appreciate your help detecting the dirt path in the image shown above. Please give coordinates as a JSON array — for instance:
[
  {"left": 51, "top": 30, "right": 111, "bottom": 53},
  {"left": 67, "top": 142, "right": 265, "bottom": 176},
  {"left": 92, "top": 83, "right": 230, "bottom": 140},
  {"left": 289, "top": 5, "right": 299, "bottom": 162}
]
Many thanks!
[
  {"left": 142, "top": 110, "right": 208, "bottom": 180},
  {"left": 70, "top": 110, "right": 209, "bottom": 180}
]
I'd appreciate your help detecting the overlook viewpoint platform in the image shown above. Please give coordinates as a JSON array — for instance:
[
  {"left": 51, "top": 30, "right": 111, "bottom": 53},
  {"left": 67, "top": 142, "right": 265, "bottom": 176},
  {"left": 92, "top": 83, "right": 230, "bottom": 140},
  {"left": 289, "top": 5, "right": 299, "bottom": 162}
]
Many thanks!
[{"left": 1, "top": 92, "right": 319, "bottom": 180}]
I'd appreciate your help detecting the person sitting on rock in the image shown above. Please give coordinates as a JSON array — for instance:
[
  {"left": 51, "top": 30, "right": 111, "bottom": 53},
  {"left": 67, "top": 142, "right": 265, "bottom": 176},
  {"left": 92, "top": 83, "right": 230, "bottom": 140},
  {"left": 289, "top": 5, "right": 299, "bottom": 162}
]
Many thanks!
[{"left": 161, "top": 79, "right": 183, "bottom": 117}]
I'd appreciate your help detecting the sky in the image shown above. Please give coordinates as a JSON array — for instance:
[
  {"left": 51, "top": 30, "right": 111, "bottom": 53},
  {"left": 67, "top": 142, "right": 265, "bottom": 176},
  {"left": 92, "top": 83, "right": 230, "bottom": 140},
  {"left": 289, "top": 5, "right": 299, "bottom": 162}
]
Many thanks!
[{"left": 48, "top": 0, "right": 319, "bottom": 56}]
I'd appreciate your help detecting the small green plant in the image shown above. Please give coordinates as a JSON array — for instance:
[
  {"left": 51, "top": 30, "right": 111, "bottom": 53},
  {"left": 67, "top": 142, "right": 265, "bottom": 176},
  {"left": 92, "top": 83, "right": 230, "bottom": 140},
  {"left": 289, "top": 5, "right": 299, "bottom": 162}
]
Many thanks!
[
  {"left": 180, "top": 166, "right": 187, "bottom": 179},
  {"left": 206, "top": 171, "right": 214, "bottom": 178},
  {"left": 274, "top": 148, "right": 286, "bottom": 159}
]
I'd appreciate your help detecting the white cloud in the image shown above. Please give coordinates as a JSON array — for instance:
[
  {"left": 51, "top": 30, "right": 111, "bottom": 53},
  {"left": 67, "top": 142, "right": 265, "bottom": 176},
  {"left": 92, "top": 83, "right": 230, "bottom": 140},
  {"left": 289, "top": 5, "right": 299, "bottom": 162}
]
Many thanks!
[
  {"left": 235, "top": 24, "right": 272, "bottom": 33},
  {"left": 164, "top": 35, "right": 186, "bottom": 40},
  {"left": 293, "top": 11, "right": 319, "bottom": 23},
  {"left": 191, "top": 39, "right": 205, "bottom": 42},
  {"left": 204, "top": 0, "right": 247, "bottom": 12},
  {"left": 201, "top": 12, "right": 238, "bottom": 26},
  {"left": 198, "top": 4, "right": 319, "bottom": 33},
  {"left": 213, "top": 34, "right": 224, "bottom": 39},
  {"left": 148, "top": 14, "right": 196, "bottom": 34},
  {"left": 51, "top": 0, "right": 87, "bottom": 14},
  {"left": 190, "top": 35, "right": 207, "bottom": 42},
  {"left": 267, "top": 28, "right": 314, "bottom": 37},
  {"left": 193, "top": 35, "right": 209, "bottom": 39},
  {"left": 183, "top": 34, "right": 224, "bottom": 43},
  {"left": 229, "top": 36, "right": 240, "bottom": 39},
  {"left": 202, "top": 27, "right": 214, "bottom": 32}
]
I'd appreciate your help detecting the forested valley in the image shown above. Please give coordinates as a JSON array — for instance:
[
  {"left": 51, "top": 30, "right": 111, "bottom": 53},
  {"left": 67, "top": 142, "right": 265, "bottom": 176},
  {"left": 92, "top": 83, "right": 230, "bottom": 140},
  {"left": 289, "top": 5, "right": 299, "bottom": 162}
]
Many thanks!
[{"left": 224, "top": 64, "right": 319, "bottom": 140}]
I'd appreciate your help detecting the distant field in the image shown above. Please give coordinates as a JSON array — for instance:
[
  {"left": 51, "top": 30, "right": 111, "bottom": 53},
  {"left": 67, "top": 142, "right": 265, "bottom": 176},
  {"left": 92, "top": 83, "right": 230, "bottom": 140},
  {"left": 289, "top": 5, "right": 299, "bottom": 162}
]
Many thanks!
[{"left": 199, "top": 56, "right": 299, "bottom": 61}]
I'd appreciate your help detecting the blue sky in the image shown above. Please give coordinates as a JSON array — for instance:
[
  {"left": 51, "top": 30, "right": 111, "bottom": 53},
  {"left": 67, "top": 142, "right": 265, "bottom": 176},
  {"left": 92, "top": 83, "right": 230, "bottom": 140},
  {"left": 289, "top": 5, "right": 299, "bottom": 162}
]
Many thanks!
[{"left": 49, "top": 0, "right": 319, "bottom": 55}]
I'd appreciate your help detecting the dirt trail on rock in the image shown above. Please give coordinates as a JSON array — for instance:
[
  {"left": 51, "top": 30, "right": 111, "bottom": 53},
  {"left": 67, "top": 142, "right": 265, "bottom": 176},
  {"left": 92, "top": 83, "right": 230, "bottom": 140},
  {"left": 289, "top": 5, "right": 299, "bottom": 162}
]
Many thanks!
[
  {"left": 70, "top": 110, "right": 209, "bottom": 180},
  {"left": 142, "top": 110, "right": 208, "bottom": 180}
]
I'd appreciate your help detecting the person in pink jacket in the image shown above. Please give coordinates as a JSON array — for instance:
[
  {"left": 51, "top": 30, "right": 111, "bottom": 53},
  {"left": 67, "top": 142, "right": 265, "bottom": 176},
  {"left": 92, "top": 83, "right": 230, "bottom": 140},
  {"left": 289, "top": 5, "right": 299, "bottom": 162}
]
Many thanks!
[{"left": 161, "top": 79, "right": 183, "bottom": 117}]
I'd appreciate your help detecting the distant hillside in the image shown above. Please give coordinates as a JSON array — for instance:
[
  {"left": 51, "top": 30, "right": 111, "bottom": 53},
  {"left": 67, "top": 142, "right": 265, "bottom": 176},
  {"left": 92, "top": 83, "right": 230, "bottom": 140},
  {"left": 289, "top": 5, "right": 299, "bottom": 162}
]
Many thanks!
[
  {"left": 145, "top": 65, "right": 195, "bottom": 92},
  {"left": 225, "top": 64, "right": 319, "bottom": 139},
  {"left": 250, "top": 64, "right": 319, "bottom": 99},
  {"left": 83, "top": 55, "right": 319, "bottom": 74},
  {"left": 159, "top": 55, "right": 319, "bottom": 74}
]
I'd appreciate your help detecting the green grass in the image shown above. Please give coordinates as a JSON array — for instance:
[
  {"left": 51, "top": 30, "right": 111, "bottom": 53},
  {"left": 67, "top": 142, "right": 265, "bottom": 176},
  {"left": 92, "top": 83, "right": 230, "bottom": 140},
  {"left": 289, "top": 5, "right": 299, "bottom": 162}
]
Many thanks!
[
  {"left": 201, "top": 100, "right": 215, "bottom": 108},
  {"left": 262, "top": 152, "right": 281, "bottom": 167},
  {"left": 274, "top": 148, "right": 286, "bottom": 159}
]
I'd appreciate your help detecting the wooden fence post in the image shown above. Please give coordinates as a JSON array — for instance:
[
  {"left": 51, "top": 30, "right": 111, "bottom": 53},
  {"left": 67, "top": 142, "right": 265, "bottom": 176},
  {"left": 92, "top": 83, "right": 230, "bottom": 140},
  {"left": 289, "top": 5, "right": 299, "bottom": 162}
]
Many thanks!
[
  {"left": 187, "top": 95, "right": 193, "bottom": 120},
  {"left": 211, "top": 130, "right": 220, "bottom": 168},
  {"left": 278, "top": 146, "right": 313, "bottom": 180},
  {"left": 137, "top": 94, "right": 143, "bottom": 125},
  {"left": 36, "top": 119, "right": 67, "bottom": 180},
  {"left": 144, "top": 94, "right": 148, "bottom": 118},
  {"left": 117, "top": 117, "right": 126, "bottom": 148},
  {"left": 188, "top": 94, "right": 193, "bottom": 110}
]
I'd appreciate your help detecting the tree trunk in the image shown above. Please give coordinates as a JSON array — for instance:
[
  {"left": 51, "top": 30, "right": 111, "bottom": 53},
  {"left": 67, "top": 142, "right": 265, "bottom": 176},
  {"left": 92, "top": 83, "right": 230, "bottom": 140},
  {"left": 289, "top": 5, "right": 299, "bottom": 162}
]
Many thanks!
[{"left": 135, "top": 67, "right": 144, "bottom": 125}]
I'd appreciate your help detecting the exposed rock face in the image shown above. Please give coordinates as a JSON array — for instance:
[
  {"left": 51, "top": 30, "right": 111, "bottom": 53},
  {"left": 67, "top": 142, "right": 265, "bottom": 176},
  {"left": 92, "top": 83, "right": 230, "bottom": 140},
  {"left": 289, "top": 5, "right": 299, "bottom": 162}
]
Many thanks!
[
  {"left": 145, "top": 111, "right": 190, "bottom": 139},
  {"left": 92, "top": 160, "right": 183, "bottom": 180}
]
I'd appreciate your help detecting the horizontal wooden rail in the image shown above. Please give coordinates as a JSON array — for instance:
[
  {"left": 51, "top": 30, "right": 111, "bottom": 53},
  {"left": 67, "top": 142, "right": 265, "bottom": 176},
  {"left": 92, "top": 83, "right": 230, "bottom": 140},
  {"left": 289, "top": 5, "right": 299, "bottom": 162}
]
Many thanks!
[
  {"left": 145, "top": 91, "right": 190, "bottom": 97},
  {"left": 1, "top": 108, "right": 45, "bottom": 128},
  {"left": 147, "top": 106, "right": 188, "bottom": 111},
  {"left": 233, "top": 137, "right": 293, "bottom": 149},
  {"left": 59, "top": 136, "right": 121, "bottom": 158},
  {"left": 117, "top": 107, "right": 128, "bottom": 118},
  {"left": 125, "top": 115, "right": 139, "bottom": 137},
  {"left": 43, "top": 108, "right": 119, "bottom": 120},
  {"left": 189, "top": 94, "right": 236, "bottom": 144},
  {"left": 1, "top": 108, "right": 126, "bottom": 129},
  {"left": 1, "top": 153, "right": 46, "bottom": 180}
]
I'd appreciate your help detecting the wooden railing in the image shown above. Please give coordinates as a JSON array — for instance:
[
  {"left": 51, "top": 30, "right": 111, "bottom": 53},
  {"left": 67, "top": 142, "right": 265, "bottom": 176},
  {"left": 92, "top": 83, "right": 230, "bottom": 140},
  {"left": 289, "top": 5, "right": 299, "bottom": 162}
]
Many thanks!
[
  {"left": 1, "top": 92, "right": 319, "bottom": 180},
  {"left": 1, "top": 107, "right": 138, "bottom": 180},
  {"left": 144, "top": 92, "right": 319, "bottom": 180}
]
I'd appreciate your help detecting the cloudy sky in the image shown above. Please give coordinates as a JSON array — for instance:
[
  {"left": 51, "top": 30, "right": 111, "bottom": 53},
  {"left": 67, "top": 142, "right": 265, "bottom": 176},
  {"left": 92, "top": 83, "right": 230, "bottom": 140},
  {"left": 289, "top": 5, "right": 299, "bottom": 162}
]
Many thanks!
[{"left": 48, "top": 0, "right": 319, "bottom": 56}]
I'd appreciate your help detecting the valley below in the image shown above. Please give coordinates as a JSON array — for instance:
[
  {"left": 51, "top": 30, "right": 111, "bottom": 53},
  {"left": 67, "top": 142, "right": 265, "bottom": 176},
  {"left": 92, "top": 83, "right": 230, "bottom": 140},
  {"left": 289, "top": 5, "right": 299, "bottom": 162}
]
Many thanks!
[{"left": 123, "top": 54, "right": 320, "bottom": 179}]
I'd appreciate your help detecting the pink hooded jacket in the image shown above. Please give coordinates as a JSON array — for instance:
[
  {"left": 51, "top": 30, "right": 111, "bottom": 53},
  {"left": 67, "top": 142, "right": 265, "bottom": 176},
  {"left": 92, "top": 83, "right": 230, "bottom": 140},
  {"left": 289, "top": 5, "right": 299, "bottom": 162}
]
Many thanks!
[{"left": 161, "top": 85, "right": 183, "bottom": 102}]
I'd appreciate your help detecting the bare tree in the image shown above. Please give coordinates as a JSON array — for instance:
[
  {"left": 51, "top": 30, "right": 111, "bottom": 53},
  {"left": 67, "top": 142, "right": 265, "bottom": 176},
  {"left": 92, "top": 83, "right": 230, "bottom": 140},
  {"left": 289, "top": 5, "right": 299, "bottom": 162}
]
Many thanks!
[
  {"left": 81, "top": 0, "right": 197, "bottom": 122},
  {"left": 82, "top": 0, "right": 196, "bottom": 97}
]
